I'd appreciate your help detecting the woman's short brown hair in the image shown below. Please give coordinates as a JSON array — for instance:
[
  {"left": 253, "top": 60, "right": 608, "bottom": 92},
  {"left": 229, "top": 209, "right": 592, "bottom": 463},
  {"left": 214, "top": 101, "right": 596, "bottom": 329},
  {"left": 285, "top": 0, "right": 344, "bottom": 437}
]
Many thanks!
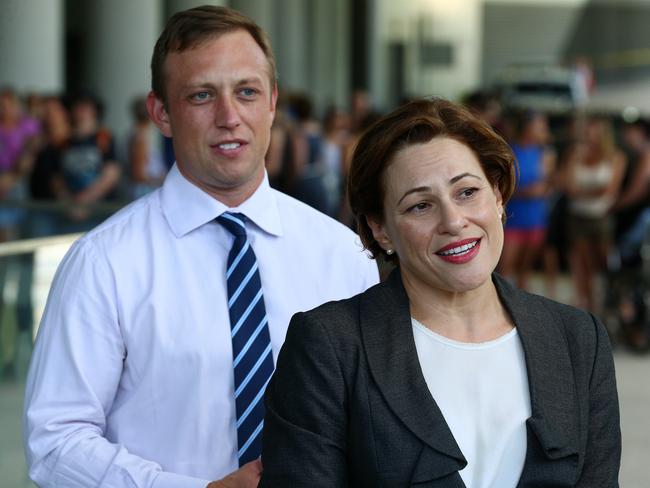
[
  {"left": 348, "top": 97, "right": 516, "bottom": 264},
  {"left": 151, "top": 5, "right": 277, "bottom": 105}
]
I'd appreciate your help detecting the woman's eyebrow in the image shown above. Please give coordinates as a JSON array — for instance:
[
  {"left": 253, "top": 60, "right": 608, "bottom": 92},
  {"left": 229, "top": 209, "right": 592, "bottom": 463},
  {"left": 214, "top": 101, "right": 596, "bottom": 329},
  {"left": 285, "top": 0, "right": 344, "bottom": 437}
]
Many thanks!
[
  {"left": 449, "top": 172, "right": 482, "bottom": 184},
  {"left": 397, "top": 186, "right": 431, "bottom": 205}
]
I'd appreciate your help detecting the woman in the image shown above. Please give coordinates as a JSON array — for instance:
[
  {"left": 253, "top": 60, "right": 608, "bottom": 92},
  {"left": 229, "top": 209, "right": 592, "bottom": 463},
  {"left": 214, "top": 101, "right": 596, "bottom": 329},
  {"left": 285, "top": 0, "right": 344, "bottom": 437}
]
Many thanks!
[
  {"left": 259, "top": 99, "right": 620, "bottom": 487},
  {"left": 564, "top": 116, "right": 625, "bottom": 312},
  {"left": 499, "top": 110, "right": 555, "bottom": 291}
]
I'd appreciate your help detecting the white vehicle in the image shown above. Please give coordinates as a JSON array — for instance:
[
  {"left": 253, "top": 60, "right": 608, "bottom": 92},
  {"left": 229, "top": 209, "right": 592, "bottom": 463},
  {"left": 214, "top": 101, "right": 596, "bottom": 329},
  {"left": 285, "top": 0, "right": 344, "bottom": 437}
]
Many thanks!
[{"left": 494, "top": 63, "right": 586, "bottom": 113}]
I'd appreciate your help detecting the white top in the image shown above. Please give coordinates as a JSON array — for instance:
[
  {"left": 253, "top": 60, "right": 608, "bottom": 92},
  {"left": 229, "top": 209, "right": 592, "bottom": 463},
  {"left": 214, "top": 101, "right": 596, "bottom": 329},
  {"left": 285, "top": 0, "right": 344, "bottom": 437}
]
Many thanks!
[
  {"left": 24, "top": 165, "right": 379, "bottom": 488},
  {"left": 569, "top": 160, "right": 614, "bottom": 218},
  {"left": 412, "top": 319, "right": 531, "bottom": 488}
]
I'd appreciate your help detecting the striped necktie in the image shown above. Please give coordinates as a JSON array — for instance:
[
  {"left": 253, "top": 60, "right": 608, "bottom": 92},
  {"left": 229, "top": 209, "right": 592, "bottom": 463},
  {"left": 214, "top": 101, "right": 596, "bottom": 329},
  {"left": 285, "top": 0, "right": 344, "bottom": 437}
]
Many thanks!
[{"left": 217, "top": 212, "right": 274, "bottom": 466}]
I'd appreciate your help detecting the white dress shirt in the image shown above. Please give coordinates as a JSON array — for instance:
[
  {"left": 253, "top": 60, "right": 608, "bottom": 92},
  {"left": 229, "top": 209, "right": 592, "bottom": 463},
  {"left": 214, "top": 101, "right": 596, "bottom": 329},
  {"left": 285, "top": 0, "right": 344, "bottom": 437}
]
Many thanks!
[
  {"left": 24, "top": 165, "right": 379, "bottom": 488},
  {"left": 412, "top": 319, "right": 531, "bottom": 488}
]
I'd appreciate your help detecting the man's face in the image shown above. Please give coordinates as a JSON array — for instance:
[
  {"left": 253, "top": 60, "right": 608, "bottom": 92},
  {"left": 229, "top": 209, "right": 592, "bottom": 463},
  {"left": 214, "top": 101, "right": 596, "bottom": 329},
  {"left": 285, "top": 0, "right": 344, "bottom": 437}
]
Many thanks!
[
  {"left": 71, "top": 100, "right": 98, "bottom": 135},
  {"left": 148, "top": 30, "right": 277, "bottom": 206}
]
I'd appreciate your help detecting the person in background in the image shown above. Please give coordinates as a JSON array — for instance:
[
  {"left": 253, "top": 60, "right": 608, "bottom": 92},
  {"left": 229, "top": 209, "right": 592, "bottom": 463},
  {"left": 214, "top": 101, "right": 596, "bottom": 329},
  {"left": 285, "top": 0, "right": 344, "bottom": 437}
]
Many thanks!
[
  {"left": 0, "top": 87, "right": 40, "bottom": 381},
  {"left": 499, "top": 110, "right": 555, "bottom": 291},
  {"left": 565, "top": 116, "right": 626, "bottom": 312},
  {"left": 320, "top": 106, "right": 349, "bottom": 218},
  {"left": 349, "top": 89, "right": 372, "bottom": 133},
  {"left": 24, "top": 6, "right": 378, "bottom": 488},
  {"left": 0, "top": 96, "right": 70, "bottom": 379},
  {"left": 128, "top": 96, "right": 168, "bottom": 199},
  {"left": 341, "top": 110, "right": 382, "bottom": 227},
  {"left": 260, "top": 98, "right": 620, "bottom": 487},
  {"left": 22, "top": 95, "right": 72, "bottom": 236},
  {"left": 0, "top": 87, "right": 40, "bottom": 240},
  {"left": 265, "top": 92, "right": 292, "bottom": 190},
  {"left": 463, "top": 89, "right": 508, "bottom": 138},
  {"left": 613, "top": 119, "right": 650, "bottom": 246},
  {"left": 284, "top": 93, "right": 328, "bottom": 214},
  {"left": 606, "top": 119, "right": 650, "bottom": 350},
  {"left": 52, "top": 91, "right": 121, "bottom": 232}
]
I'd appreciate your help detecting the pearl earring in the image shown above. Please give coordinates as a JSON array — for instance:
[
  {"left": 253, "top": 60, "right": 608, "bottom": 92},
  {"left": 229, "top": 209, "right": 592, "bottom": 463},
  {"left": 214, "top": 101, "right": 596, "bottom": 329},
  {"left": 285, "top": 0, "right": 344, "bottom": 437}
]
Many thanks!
[{"left": 386, "top": 249, "right": 394, "bottom": 256}]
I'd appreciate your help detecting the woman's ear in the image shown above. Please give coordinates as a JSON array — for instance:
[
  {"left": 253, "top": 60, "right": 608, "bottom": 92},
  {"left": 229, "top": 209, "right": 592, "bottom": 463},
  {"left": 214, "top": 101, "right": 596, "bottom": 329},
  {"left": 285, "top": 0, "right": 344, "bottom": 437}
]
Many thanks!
[
  {"left": 366, "top": 215, "right": 393, "bottom": 252},
  {"left": 493, "top": 185, "right": 504, "bottom": 219}
]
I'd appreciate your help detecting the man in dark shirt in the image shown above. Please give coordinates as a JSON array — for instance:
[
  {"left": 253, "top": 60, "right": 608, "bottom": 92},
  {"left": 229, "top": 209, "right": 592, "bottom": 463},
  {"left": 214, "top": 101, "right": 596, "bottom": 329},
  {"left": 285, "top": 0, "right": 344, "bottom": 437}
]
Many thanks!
[{"left": 53, "top": 92, "right": 121, "bottom": 231}]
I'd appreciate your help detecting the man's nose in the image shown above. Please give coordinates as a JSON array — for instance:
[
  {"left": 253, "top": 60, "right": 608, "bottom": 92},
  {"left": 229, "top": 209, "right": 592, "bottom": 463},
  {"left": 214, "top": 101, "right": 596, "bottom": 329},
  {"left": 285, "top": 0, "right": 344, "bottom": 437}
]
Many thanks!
[{"left": 214, "top": 95, "right": 241, "bottom": 129}]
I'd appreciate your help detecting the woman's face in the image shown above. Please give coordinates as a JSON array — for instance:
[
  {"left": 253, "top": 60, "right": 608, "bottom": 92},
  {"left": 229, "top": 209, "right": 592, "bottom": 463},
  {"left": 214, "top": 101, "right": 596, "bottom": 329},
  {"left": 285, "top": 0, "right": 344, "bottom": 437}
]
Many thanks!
[
  {"left": 368, "top": 136, "right": 504, "bottom": 295},
  {"left": 526, "top": 114, "right": 549, "bottom": 145},
  {"left": 585, "top": 119, "right": 605, "bottom": 145}
]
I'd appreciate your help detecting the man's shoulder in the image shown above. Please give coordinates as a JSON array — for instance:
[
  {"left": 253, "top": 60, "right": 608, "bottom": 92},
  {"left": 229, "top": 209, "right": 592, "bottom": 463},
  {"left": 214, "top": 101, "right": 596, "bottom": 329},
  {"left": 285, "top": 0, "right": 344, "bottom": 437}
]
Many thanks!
[
  {"left": 272, "top": 188, "right": 357, "bottom": 239},
  {"left": 77, "top": 191, "right": 163, "bottom": 251},
  {"left": 292, "top": 279, "right": 386, "bottom": 339}
]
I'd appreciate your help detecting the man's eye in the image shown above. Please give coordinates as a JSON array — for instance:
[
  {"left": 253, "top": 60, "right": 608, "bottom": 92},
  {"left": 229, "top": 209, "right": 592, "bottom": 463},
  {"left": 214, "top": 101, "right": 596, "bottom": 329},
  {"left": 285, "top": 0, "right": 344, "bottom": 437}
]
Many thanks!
[
  {"left": 239, "top": 88, "right": 257, "bottom": 97},
  {"left": 192, "top": 92, "right": 210, "bottom": 101}
]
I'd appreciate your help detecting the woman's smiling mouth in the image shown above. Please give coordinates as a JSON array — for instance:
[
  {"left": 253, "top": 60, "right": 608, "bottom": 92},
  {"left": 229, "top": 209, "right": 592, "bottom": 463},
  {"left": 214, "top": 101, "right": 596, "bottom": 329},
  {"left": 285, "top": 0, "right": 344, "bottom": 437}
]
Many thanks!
[{"left": 435, "top": 238, "right": 481, "bottom": 263}]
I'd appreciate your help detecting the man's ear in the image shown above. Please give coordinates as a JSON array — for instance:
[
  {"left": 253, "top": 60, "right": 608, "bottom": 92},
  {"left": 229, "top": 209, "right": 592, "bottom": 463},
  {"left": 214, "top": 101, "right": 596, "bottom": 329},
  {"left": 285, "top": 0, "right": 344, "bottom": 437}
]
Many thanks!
[
  {"left": 269, "top": 83, "right": 278, "bottom": 122},
  {"left": 146, "top": 91, "right": 172, "bottom": 138},
  {"left": 366, "top": 215, "right": 393, "bottom": 252}
]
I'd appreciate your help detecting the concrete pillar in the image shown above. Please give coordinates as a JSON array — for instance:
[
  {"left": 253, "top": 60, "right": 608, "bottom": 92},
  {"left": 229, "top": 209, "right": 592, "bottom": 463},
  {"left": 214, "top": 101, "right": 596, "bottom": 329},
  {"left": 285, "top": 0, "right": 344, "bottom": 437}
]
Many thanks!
[
  {"left": 369, "top": 0, "right": 387, "bottom": 110},
  {"left": 230, "top": 0, "right": 274, "bottom": 39},
  {"left": 271, "top": 0, "right": 309, "bottom": 93},
  {"left": 0, "top": 0, "right": 64, "bottom": 93},
  {"left": 312, "top": 0, "right": 350, "bottom": 112},
  {"left": 83, "top": 0, "right": 162, "bottom": 138}
]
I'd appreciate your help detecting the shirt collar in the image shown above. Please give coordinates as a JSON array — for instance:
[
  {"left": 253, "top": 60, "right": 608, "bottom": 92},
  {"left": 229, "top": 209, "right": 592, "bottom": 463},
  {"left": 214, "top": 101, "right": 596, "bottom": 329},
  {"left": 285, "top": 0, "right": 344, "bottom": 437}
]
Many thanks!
[{"left": 161, "top": 164, "right": 283, "bottom": 238}]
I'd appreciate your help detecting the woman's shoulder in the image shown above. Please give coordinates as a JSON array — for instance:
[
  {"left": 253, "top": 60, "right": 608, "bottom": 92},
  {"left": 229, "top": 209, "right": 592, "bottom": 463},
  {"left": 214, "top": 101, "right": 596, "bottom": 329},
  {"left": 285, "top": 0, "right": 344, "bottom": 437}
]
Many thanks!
[
  {"left": 298, "top": 280, "right": 382, "bottom": 323},
  {"left": 495, "top": 274, "right": 604, "bottom": 349},
  {"left": 289, "top": 279, "right": 392, "bottom": 341}
]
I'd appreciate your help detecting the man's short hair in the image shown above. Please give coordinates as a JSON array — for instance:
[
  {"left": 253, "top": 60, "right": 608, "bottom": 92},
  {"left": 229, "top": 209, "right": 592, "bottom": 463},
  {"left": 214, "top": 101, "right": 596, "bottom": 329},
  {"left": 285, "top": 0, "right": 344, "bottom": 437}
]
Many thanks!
[{"left": 151, "top": 5, "right": 277, "bottom": 105}]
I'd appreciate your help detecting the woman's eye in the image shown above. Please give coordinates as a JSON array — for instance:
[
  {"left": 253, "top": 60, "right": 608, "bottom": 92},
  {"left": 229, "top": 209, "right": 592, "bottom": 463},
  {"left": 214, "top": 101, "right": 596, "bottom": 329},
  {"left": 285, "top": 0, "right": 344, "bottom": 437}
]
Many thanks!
[
  {"left": 408, "top": 202, "right": 430, "bottom": 213},
  {"left": 460, "top": 187, "right": 479, "bottom": 199}
]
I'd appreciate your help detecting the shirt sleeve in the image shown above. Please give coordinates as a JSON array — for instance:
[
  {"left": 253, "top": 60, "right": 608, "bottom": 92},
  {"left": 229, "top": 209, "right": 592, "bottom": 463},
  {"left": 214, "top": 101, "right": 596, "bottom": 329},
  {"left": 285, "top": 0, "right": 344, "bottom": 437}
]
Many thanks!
[{"left": 23, "top": 239, "right": 209, "bottom": 488}]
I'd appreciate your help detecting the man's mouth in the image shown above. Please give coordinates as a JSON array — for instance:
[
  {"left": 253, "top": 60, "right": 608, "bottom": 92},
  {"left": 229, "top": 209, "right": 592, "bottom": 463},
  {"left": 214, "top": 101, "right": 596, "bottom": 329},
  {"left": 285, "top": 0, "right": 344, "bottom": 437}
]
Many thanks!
[{"left": 218, "top": 142, "right": 241, "bottom": 151}]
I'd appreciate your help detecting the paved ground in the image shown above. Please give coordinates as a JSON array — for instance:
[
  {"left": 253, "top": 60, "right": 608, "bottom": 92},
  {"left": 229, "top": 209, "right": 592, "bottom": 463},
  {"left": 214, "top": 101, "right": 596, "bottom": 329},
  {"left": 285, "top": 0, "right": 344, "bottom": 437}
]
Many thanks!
[{"left": 615, "top": 350, "right": 649, "bottom": 488}]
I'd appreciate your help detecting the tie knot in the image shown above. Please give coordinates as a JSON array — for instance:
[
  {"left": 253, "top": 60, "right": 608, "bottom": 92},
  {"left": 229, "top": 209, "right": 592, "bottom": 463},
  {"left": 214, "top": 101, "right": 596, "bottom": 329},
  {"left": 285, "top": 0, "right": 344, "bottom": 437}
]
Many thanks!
[{"left": 217, "top": 212, "right": 248, "bottom": 238}]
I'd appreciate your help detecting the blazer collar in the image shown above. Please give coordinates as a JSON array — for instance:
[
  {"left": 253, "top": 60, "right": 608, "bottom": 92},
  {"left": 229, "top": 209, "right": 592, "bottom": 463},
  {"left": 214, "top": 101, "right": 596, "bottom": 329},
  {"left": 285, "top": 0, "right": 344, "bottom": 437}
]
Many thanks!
[
  {"left": 359, "top": 269, "right": 466, "bottom": 472},
  {"left": 493, "top": 274, "right": 581, "bottom": 460},
  {"left": 360, "top": 269, "right": 579, "bottom": 468}
]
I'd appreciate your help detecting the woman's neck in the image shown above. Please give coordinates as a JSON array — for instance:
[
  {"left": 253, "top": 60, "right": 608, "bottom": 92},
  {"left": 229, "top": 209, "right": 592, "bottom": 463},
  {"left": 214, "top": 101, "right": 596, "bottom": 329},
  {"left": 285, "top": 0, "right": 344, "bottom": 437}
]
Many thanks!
[{"left": 403, "top": 273, "right": 513, "bottom": 343}]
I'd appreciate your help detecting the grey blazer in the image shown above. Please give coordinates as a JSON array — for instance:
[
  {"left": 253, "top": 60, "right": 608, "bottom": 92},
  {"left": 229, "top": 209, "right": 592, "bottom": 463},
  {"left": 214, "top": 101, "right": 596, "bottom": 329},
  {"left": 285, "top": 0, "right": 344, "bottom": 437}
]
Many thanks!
[{"left": 260, "top": 270, "right": 621, "bottom": 487}]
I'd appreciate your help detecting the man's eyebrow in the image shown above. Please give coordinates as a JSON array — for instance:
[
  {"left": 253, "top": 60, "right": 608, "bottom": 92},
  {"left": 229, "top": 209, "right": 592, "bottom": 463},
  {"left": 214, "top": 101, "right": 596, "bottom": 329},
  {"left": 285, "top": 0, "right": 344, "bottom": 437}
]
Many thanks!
[
  {"left": 449, "top": 172, "right": 482, "bottom": 184},
  {"left": 397, "top": 186, "right": 431, "bottom": 205},
  {"left": 236, "top": 77, "right": 264, "bottom": 86}
]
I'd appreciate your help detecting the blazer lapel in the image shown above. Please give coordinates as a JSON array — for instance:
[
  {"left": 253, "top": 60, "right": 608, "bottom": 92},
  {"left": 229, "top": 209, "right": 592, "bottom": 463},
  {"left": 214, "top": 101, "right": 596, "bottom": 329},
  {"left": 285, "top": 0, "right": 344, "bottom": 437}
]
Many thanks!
[
  {"left": 493, "top": 274, "right": 581, "bottom": 478},
  {"left": 359, "top": 269, "right": 466, "bottom": 479}
]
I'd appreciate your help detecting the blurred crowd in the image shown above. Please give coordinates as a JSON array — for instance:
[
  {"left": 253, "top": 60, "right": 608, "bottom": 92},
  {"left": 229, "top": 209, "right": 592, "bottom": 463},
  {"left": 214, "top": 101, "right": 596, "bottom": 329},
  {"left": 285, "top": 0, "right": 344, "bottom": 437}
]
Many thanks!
[
  {"left": 463, "top": 91, "right": 650, "bottom": 352},
  {"left": 2, "top": 84, "right": 650, "bottom": 354}
]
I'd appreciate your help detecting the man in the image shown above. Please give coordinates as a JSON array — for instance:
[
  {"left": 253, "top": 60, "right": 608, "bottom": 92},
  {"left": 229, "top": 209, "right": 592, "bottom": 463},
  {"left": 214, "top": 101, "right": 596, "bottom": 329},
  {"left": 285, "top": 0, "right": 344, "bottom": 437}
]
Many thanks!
[
  {"left": 52, "top": 92, "right": 121, "bottom": 232},
  {"left": 23, "top": 6, "right": 378, "bottom": 488}
]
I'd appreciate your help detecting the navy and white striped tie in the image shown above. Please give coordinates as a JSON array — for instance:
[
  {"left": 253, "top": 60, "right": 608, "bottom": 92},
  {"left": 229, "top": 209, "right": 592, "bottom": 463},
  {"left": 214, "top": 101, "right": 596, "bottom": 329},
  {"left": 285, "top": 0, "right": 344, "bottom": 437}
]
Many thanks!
[{"left": 217, "top": 212, "right": 274, "bottom": 466}]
